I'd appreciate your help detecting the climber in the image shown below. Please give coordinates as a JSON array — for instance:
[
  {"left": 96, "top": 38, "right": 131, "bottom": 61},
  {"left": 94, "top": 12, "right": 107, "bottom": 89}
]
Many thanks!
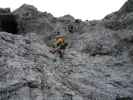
[{"left": 50, "top": 33, "right": 68, "bottom": 58}]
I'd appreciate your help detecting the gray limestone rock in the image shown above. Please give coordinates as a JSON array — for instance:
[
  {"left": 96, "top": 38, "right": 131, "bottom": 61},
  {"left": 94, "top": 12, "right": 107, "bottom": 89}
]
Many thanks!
[{"left": 0, "top": 1, "right": 133, "bottom": 100}]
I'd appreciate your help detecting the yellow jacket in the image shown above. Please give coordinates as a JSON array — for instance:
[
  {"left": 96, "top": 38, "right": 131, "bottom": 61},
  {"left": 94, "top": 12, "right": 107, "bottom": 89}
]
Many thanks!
[{"left": 55, "top": 36, "right": 65, "bottom": 46}]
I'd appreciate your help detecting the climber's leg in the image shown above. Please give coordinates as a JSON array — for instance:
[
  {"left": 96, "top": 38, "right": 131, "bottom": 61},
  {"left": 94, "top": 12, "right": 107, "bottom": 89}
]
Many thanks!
[{"left": 58, "top": 49, "right": 64, "bottom": 58}]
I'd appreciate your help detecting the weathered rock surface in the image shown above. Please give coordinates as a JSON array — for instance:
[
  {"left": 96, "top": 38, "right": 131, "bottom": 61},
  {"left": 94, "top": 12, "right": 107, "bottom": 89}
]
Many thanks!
[
  {"left": 103, "top": 0, "right": 133, "bottom": 30},
  {"left": 0, "top": 1, "right": 133, "bottom": 100}
]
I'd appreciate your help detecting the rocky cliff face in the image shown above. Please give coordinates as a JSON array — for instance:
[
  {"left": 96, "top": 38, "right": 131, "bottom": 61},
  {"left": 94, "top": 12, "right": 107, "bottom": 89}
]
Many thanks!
[
  {"left": 0, "top": 1, "right": 133, "bottom": 100},
  {"left": 104, "top": 0, "right": 133, "bottom": 30}
]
